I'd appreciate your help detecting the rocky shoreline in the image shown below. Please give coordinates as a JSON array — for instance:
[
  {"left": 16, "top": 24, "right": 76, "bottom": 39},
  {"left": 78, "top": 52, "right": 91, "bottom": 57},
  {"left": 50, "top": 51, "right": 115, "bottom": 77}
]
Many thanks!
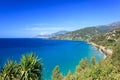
[{"left": 89, "top": 42, "right": 112, "bottom": 56}]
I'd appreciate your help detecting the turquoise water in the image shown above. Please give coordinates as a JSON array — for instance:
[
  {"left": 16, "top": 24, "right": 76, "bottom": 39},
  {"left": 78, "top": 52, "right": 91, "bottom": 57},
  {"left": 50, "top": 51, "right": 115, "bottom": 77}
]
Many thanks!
[{"left": 0, "top": 38, "right": 104, "bottom": 80}]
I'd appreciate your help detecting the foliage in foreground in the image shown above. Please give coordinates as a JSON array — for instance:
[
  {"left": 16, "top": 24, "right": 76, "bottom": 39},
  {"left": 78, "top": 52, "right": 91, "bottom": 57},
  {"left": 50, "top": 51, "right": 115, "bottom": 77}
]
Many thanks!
[
  {"left": 51, "top": 42, "right": 120, "bottom": 80},
  {"left": 0, "top": 53, "right": 42, "bottom": 80}
]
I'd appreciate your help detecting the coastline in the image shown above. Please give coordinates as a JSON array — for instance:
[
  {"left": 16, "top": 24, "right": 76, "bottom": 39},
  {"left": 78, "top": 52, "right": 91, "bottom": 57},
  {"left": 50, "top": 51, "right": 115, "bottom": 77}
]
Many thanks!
[{"left": 88, "top": 42, "right": 112, "bottom": 57}]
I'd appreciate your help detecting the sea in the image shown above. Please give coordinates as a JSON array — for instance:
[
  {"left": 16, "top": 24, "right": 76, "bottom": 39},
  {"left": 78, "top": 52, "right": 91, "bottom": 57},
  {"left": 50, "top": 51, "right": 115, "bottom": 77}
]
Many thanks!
[{"left": 0, "top": 38, "right": 105, "bottom": 80}]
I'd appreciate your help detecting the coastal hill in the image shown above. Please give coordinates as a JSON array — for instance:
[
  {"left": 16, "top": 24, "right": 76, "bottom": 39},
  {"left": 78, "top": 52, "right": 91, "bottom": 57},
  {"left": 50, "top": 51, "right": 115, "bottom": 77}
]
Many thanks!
[
  {"left": 89, "top": 28, "right": 120, "bottom": 55},
  {"left": 49, "top": 21, "right": 120, "bottom": 41},
  {"left": 51, "top": 21, "right": 120, "bottom": 80},
  {"left": 90, "top": 28, "right": 120, "bottom": 47}
]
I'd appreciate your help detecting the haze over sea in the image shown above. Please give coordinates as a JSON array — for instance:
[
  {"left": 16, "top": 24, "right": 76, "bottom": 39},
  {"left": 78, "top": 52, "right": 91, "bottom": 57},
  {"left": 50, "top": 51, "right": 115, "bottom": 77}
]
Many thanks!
[{"left": 0, "top": 38, "right": 104, "bottom": 80}]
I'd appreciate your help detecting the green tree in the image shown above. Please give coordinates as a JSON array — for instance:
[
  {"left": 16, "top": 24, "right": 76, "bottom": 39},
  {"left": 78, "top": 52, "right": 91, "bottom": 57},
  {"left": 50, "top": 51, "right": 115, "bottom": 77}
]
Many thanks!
[
  {"left": 51, "top": 65, "right": 63, "bottom": 80},
  {"left": 91, "top": 57, "right": 96, "bottom": 65},
  {"left": 79, "top": 58, "right": 89, "bottom": 69},
  {"left": 0, "top": 60, "right": 18, "bottom": 80},
  {"left": 76, "top": 58, "right": 89, "bottom": 74},
  {"left": 65, "top": 71, "right": 72, "bottom": 80},
  {"left": 112, "top": 41, "right": 120, "bottom": 72},
  {"left": 19, "top": 53, "right": 42, "bottom": 80},
  {"left": 0, "top": 53, "right": 42, "bottom": 80}
]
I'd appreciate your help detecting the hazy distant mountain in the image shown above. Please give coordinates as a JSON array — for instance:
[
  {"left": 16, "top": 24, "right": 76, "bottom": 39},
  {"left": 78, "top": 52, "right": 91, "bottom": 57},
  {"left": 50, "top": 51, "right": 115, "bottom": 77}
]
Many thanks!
[
  {"left": 51, "top": 30, "right": 69, "bottom": 36},
  {"left": 49, "top": 21, "right": 120, "bottom": 40},
  {"left": 97, "top": 21, "right": 120, "bottom": 32},
  {"left": 34, "top": 30, "right": 69, "bottom": 38},
  {"left": 34, "top": 34, "right": 51, "bottom": 38},
  {"left": 108, "top": 21, "right": 120, "bottom": 26}
]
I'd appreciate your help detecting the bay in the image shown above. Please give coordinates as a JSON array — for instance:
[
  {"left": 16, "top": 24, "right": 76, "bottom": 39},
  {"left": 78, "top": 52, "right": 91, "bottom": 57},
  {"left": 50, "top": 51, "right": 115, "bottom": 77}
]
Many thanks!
[{"left": 0, "top": 38, "right": 104, "bottom": 80}]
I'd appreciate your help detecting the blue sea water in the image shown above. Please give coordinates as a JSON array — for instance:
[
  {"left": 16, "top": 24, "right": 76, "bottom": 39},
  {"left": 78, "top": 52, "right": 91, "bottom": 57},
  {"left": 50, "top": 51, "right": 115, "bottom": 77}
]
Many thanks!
[{"left": 0, "top": 38, "right": 105, "bottom": 80}]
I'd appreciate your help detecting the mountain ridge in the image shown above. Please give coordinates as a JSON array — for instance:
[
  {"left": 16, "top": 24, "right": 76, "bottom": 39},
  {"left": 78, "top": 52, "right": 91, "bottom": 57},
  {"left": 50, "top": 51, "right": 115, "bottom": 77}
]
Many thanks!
[{"left": 49, "top": 21, "right": 120, "bottom": 40}]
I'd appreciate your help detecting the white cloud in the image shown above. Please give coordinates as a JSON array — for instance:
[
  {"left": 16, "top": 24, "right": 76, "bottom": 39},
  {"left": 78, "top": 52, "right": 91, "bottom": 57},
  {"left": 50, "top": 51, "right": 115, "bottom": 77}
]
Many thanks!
[
  {"left": 23, "top": 23, "right": 78, "bottom": 35},
  {"left": 24, "top": 23, "right": 66, "bottom": 32},
  {"left": 24, "top": 26, "right": 68, "bottom": 35},
  {"left": 24, "top": 27, "right": 66, "bottom": 31}
]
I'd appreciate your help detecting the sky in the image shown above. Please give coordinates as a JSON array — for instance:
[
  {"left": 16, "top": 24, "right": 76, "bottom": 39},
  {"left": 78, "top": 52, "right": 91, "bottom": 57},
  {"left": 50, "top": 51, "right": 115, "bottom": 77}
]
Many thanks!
[{"left": 0, "top": 0, "right": 120, "bottom": 38}]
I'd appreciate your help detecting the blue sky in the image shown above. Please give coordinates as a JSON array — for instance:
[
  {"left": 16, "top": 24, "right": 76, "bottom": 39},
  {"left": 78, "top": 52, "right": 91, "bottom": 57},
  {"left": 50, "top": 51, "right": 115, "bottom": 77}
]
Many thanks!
[{"left": 0, "top": 0, "right": 120, "bottom": 38}]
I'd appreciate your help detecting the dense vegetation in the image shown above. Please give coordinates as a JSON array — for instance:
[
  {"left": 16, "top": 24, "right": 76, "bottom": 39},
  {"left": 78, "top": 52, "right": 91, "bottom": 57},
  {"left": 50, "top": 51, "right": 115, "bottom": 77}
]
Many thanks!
[
  {"left": 90, "top": 28, "right": 120, "bottom": 49},
  {"left": 0, "top": 53, "right": 42, "bottom": 80}
]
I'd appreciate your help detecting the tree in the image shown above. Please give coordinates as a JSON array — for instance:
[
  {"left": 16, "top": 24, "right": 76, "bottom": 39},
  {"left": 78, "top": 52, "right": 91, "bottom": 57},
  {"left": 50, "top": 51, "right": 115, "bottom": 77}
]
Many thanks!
[
  {"left": 19, "top": 53, "right": 42, "bottom": 80},
  {"left": 0, "top": 53, "right": 42, "bottom": 80},
  {"left": 112, "top": 41, "right": 120, "bottom": 72},
  {"left": 91, "top": 57, "right": 96, "bottom": 65},
  {"left": 76, "top": 58, "right": 89, "bottom": 74},
  {"left": 65, "top": 71, "right": 72, "bottom": 80},
  {"left": 51, "top": 65, "right": 63, "bottom": 80},
  {"left": 0, "top": 60, "right": 18, "bottom": 80},
  {"left": 79, "top": 58, "right": 89, "bottom": 69}
]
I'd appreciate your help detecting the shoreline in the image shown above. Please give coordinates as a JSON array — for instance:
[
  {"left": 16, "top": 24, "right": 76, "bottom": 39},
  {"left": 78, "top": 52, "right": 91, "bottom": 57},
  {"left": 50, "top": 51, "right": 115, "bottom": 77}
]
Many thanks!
[{"left": 88, "top": 42, "right": 112, "bottom": 57}]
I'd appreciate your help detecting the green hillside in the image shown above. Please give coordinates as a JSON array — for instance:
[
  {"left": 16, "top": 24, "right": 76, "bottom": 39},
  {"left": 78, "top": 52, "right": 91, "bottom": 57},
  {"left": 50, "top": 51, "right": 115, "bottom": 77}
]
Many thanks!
[
  {"left": 50, "top": 21, "right": 120, "bottom": 41},
  {"left": 90, "top": 28, "right": 120, "bottom": 48},
  {"left": 50, "top": 27, "right": 102, "bottom": 40}
]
